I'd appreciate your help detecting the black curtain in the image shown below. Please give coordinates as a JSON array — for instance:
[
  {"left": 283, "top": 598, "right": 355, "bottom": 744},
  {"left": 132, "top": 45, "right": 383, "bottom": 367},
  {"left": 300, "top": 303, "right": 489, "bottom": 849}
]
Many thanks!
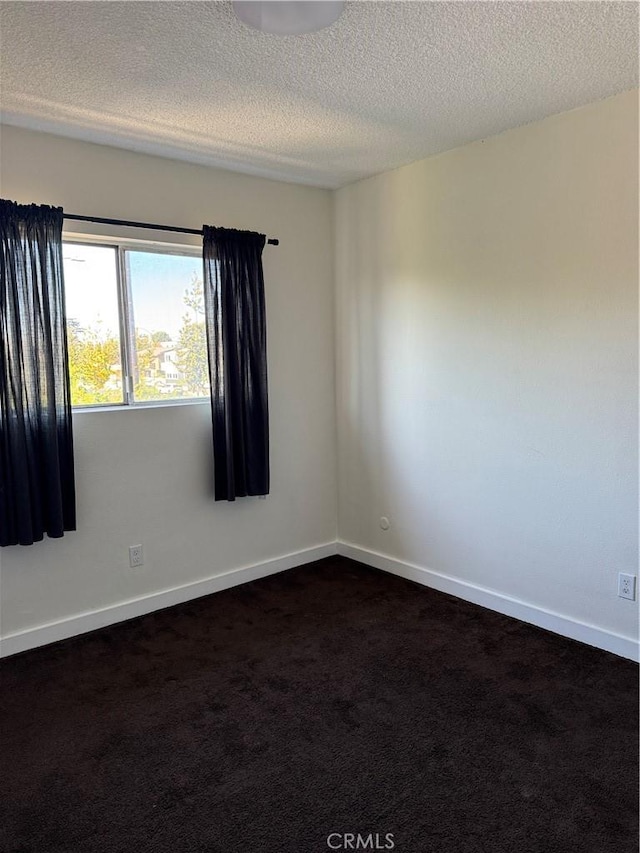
[
  {"left": 202, "top": 226, "right": 269, "bottom": 501},
  {"left": 0, "top": 200, "right": 76, "bottom": 546}
]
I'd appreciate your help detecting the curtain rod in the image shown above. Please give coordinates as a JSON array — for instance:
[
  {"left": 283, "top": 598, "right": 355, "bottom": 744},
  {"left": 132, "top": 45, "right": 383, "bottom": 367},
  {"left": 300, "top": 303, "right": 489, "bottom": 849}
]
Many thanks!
[{"left": 63, "top": 213, "right": 279, "bottom": 246}]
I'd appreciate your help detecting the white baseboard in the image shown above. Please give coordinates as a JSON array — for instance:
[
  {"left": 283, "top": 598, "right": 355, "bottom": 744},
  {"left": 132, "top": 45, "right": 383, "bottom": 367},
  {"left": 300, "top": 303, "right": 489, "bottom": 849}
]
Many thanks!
[
  {"left": 3, "top": 539, "right": 637, "bottom": 663},
  {"left": 0, "top": 542, "right": 338, "bottom": 659},
  {"left": 338, "top": 541, "right": 639, "bottom": 662}
]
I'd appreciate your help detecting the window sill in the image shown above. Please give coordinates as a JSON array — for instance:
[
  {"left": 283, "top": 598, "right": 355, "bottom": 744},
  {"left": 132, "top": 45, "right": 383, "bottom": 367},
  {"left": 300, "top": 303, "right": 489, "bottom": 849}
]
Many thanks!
[{"left": 72, "top": 398, "right": 210, "bottom": 414}]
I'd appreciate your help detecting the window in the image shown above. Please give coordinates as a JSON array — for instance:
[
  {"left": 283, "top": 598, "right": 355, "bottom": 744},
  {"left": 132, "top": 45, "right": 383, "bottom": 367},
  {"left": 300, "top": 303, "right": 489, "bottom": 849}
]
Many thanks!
[{"left": 62, "top": 240, "right": 209, "bottom": 407}]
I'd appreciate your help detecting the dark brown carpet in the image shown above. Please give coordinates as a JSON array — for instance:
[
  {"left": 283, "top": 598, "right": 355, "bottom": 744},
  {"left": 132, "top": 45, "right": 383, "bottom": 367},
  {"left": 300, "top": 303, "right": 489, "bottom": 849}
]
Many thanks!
[{"left": 1, "top": 556, "right": 637, "bottom": 853}]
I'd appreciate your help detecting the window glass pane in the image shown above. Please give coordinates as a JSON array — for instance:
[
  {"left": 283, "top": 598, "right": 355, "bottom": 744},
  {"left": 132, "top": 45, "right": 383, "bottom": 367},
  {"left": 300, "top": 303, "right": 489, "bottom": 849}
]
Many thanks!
[
  {"left": 63, "top": 243, "right": 124, "bottom": 406},
  {"left": 126, "top": 251, "right": 209, "bottom": 402}
]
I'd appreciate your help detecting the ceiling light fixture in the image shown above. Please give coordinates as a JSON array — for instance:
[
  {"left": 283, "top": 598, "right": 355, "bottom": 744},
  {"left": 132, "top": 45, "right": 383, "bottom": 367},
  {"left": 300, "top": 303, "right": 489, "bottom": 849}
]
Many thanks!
[{"left": 232, "top": 1, "right": 345, "bottom": 35}]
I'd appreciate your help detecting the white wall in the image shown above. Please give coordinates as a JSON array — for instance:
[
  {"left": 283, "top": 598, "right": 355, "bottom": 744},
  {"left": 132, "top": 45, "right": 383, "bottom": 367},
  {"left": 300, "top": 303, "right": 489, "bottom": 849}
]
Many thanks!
[
  {"left": 335, "top": 90, "right": 638, "bottom": 647},
  {"left": 1, "top": 91, "right": 637, "bottom": 658},
  {"left": 0, "top": 126, "right": 337, "bottom": 644}
]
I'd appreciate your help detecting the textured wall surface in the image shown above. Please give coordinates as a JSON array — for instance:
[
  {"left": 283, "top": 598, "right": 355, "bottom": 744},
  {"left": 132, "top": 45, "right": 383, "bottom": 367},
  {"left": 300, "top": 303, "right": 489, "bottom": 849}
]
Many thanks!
[
  {"left": 0, "top": 89, "right": 637, "bottom": 653},
  {"left": 335, "top": 90, "right": 639, "bottom": 642},
  {"left": 0, "top": 2, "right": 637, "bottom": 187},
  {"left": 0, "top": 126, "right": 336, "bottom": 636}
]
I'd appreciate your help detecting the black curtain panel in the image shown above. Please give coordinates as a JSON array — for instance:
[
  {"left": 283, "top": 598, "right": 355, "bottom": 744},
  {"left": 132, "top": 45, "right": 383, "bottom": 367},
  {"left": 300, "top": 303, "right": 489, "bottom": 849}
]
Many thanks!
[
  {"left": 0, "top": 199, "right": 76, "bottom": 546},
  {"left": 202, "top": 226, "right": 269, "bottom": 501}
]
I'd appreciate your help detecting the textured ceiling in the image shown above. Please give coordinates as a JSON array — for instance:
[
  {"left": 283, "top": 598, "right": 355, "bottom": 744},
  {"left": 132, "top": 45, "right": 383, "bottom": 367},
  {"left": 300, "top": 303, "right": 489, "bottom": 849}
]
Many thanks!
[{"left": 0, "top": 1, "right": 637, "bottom": 189}]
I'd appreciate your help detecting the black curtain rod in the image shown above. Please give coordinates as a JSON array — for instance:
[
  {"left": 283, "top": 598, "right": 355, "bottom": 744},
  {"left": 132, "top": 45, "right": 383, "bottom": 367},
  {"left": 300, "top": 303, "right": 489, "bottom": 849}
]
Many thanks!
[{"left": 64, "top": 213, "right": 279, "bottom": 246}]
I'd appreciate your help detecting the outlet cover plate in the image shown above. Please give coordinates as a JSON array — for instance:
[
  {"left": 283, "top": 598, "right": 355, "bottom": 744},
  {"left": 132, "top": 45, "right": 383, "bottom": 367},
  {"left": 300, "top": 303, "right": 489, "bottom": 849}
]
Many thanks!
[
  {"left": 618, "top": 573, "right": 636, "bottom": 601},
  {"left": 129, "top": 545, "right": 144, "bottom": 568}
]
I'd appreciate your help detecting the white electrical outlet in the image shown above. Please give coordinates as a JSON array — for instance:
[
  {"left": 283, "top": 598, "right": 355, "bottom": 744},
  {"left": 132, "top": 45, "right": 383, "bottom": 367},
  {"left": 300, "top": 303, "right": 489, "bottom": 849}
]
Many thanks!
[
  {"left": 129, "top": 544, "right": 144, "bottom": 568},
  {"left": 618, "top": 573, "right": 636, "bottom": 601}
]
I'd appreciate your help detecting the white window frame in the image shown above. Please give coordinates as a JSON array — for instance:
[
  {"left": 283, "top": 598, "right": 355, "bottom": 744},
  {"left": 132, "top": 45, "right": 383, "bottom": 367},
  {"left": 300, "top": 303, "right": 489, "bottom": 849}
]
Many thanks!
[{"left": 63, "top": 233, "right": 209, "bottom": 411}]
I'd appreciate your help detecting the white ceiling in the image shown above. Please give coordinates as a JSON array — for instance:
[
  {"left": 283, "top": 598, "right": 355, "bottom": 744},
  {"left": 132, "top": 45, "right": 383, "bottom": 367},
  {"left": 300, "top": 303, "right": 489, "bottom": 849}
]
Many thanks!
[{"left": 0, "top": 1, "right": 637, "bottom": 189}]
